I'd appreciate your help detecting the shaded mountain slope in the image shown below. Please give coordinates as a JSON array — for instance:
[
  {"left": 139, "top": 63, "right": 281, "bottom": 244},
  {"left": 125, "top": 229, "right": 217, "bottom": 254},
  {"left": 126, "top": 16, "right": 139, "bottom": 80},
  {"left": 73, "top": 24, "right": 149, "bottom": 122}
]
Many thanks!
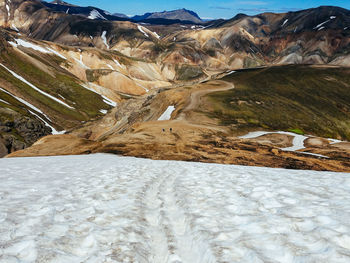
[
  {"left": 41, "top": 1, "right": 130, "bottom": 21},
  {"left": 42, "top": 1, "right": 202, "bottom": 24},
  {"left": 132, "top": 9, "right": 203, "bottom": 24}
]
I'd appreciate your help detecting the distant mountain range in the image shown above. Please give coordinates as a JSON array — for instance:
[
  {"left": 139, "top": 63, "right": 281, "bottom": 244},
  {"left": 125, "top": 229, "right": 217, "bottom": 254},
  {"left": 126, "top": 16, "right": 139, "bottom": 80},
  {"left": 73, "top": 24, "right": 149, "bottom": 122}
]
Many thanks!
[
  {"left": 42, "top": 0, "right": 204, "bottom": 24},
  {"left": 131, "top": 9, "right": 203, "bottom": 24}
]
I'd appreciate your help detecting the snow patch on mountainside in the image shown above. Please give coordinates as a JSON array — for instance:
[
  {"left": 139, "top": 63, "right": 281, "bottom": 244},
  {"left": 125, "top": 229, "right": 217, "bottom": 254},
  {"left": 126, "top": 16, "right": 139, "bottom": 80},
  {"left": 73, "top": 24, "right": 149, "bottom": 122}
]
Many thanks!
[
  {"left": 240, "top": 131, "right": 337, "bottom": 158},
  {"left": 158, "top": 105, "right": 175, "bottom": 120},
  {"left": 113, "top": 59, "right": 122, "bottom": 68},
  {"left": 101, "top": 31, "right": 109, "bottom": 49},
  {"left": 0, "top": 154, "right": 349, "bottom": 262},
  {"left": 152, "top": 30, "right": 161, "bottom": 39},
  {"left": 80, "top": 83, "right": 117, "bottom": 107},
  {"left": 46, "top": 47, "right": 67, "bottom": 60},
  {"left": 240, "top": 130, "right": 308, "bottom": 151},
  {"left": 282, "top": 19, "right": 288, "bottom": 27},
  {"left": 73, "top": 54, "right": 90, "bottom": 69},
  {"left": 314, "top": 19, "right": 330, "bottom": 29},
  {"left": 9, "top": 39, "right": 67, "bottom": 60},
  {"left": 88, "top": 9, "right": 106, "bottom": 20},
  {"left": 138, "top": 25, "right": 149, "bottom": 38},
  {"left": 0, "top": 98, "right": 9, "bottom": 104},
  {"left": 28, "top": 110, "right": 64, "bottom": 135},
  {"left": 10, "top": 23, "right": 19, "bottom": 32},
  {"left": 0, "top": 87, "right": 61, "bottom": 134},
  {"left": 0, "top": 87, "right": 44, "bottom": 115},
  {"left": 6, "top": 3, "right": 10, "bottom": 17},
  {"left": 0, "top": 63, "right": 74, "bottom": 109},
  {"left": 9, "top": 39, "right": 51, "bottom": 53}
]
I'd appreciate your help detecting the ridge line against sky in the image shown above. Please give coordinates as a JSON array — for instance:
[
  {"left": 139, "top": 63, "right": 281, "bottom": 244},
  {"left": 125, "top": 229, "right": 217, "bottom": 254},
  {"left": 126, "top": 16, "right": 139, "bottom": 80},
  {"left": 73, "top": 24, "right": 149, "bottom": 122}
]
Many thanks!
[{"left": 65, "top": 1, "right": 350, "bottom": 19}]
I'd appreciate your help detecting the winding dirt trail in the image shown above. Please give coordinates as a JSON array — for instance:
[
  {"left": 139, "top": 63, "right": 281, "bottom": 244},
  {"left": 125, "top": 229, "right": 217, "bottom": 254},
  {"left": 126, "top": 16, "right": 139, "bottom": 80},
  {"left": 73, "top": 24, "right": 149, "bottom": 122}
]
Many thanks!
[{"left": 177, "top": 80, "right": 234, "bottom": 121}]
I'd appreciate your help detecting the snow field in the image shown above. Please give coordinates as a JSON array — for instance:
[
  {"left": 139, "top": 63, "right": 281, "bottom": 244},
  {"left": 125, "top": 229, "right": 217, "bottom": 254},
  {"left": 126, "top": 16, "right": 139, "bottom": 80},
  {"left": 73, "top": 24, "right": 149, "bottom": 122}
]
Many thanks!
[{"left": 0, "top": 154, "right": 350, "bottom": 262}]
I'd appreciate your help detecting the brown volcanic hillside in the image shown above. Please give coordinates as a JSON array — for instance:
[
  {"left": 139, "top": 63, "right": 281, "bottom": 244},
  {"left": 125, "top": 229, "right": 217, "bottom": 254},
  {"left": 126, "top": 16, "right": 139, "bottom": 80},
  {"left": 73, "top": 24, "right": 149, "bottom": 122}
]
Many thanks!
[
  {"left": 9, "top": 67, "right": 350, "bottom": 172},
  {"left": 1, "top": 1, "right": 350, "bottom": 70},
  {"left": 0, "top": 26, "right": 175, "bottom": 156},
  {"left": 1, "top": 1, "right": 350, "bottom": 171}
]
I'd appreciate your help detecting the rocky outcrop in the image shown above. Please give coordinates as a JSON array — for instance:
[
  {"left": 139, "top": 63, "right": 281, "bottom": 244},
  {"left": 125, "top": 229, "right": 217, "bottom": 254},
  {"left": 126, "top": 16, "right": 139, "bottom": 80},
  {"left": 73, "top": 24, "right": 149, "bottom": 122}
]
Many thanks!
[
  {"left": 13, "top": 116, "right": 52, "bottom": 143},
  {"left": 0, "top": 115, "right": 52, "bottom": 156},
  {"left": 0, "top": 135, "right": 7, "bottom": 157}
]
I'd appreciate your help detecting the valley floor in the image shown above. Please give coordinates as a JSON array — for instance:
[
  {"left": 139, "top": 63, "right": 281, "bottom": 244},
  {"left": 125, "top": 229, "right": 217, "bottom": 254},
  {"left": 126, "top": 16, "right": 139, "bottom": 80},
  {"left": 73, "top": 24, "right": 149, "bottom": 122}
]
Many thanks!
[{"left": 0, "top": 154, "right": 350, "bottom": 262}]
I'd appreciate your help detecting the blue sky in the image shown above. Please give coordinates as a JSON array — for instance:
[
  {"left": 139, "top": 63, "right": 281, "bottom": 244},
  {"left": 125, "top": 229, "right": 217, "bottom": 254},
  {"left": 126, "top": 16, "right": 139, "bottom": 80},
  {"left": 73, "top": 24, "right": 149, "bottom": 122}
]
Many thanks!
[{"left": 67, "top": 0, "right": 350, "bottom": 19}]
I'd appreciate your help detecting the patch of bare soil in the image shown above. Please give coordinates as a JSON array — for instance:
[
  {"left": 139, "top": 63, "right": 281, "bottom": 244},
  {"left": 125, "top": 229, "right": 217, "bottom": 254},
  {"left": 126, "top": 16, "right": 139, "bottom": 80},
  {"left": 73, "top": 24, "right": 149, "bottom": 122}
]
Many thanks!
[
  {"left": 8, "top": 120, "right": 350, "bottom": 172},
  {"left": 8, "top": 134, "right": 101, "bottom": 157},
  {"left": 249, "top": 133, "right": 294, "bottom": 148}
]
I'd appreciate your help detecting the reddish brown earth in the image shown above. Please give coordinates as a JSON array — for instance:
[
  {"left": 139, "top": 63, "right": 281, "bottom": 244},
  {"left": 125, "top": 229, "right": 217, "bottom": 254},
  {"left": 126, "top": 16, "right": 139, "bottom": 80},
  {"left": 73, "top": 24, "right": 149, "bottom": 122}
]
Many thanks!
[{"left": 8, "top": 83, "right": 350, "bottom": 172}]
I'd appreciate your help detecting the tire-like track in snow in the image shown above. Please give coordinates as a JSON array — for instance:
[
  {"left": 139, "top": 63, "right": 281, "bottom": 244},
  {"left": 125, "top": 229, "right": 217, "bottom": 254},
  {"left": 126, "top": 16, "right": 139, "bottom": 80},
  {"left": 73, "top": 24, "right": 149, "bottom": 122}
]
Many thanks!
[
  {"left": 1, "top": 154, "right": 350, "bottom": 262},
  {"left": 136, "top": 174, "right": 216, "bottom": 263}
]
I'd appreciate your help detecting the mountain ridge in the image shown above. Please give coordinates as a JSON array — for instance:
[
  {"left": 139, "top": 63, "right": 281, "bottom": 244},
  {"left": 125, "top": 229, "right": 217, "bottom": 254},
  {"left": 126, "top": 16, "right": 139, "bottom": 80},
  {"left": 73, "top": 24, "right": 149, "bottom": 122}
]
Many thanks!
[
  {"left": 132, "top": 8, "right": 203, "bottom": 24},
  {"left": 41, "top": 1, "right": 205, "bottom": 24}
]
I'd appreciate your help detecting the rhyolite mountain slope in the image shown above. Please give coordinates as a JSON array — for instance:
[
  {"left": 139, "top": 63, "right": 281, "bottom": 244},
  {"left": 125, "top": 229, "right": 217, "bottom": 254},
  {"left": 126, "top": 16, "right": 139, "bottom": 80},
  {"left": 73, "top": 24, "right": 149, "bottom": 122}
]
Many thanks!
[
  {"left": 1, "top": 0, "right": 350, "bottom": 170},
  {"left": 0, "top": 28, "right": 116, "bottom": 155},
  {"left": 2, "top": 1, "right": 349, "bottom": 70},
  {"left": 0, "top": 25, "right": 182, "bottom": 156},
  {"left": 42, "top": 1, "right": 201, "bottom": 24}
]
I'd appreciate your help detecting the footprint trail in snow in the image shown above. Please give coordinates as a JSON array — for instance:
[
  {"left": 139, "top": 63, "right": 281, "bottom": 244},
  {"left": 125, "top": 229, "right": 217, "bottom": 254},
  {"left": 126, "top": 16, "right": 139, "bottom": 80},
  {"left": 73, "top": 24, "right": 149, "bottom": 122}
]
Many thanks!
[{"left": 0, "top": 154, "right": 350, "bottom": 262}]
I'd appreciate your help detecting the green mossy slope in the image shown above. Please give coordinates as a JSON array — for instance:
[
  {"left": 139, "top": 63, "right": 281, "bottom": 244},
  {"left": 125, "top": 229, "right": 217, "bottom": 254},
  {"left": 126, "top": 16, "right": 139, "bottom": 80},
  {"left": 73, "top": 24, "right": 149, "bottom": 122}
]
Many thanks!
[{"left": 206, "top": 65, "right": 350, "bottom": 140}]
